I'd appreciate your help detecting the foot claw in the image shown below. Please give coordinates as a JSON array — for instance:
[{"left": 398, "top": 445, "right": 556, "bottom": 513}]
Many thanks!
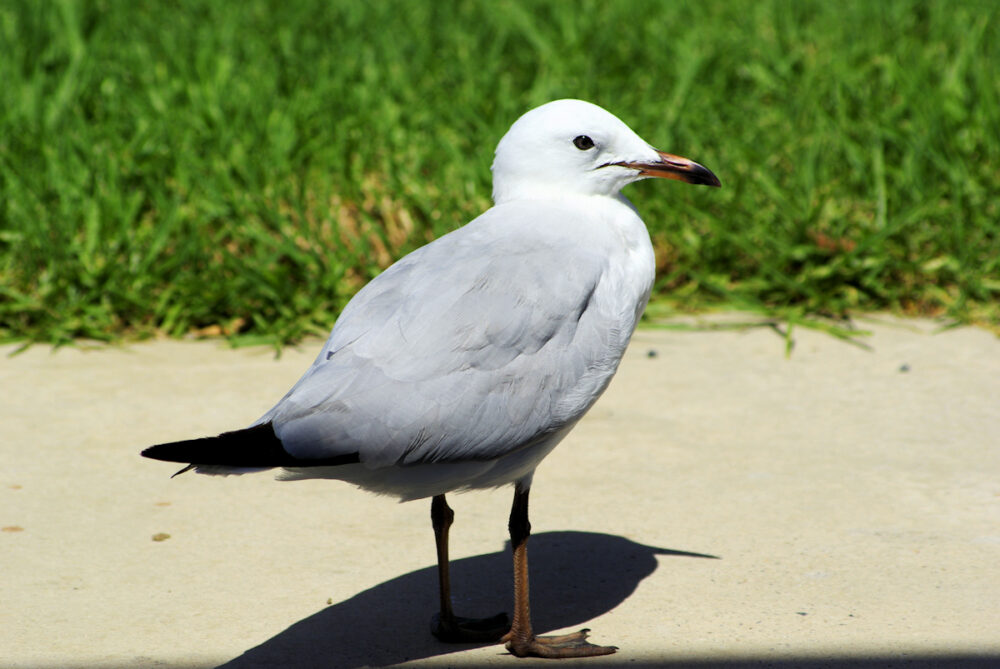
[{"left": 431, "top": 611, "right": 510, "bottom": 643}]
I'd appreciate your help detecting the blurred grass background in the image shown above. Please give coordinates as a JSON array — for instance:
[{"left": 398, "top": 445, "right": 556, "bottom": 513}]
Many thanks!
[{"left": 1, "top": 0, "right": 998, "bottom": 346}]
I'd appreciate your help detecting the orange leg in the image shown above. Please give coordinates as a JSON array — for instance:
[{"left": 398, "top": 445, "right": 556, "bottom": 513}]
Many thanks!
[{"left": 501, "top": 484, "right": 618, "bottom": 658}]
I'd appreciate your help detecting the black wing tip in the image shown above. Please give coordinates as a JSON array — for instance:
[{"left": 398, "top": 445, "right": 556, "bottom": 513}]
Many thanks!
[
  {"left": 141, "top": 443, "right": 176, "bottom": 461},
  {"left": 140, "top": 421, "right": 361, "bottom": 469},
  {"left": 140, "top": 422, "right": 281, "bottom": 466}
]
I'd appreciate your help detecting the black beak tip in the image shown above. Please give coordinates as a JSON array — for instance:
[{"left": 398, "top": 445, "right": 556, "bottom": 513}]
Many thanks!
[{"left": 692, "top": 166, "right": 722, "bottom": 188}]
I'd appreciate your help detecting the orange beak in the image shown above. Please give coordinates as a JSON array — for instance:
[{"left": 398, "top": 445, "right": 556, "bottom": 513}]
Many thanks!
[{"left": 615, "top": 150, "right": 721, "bottom": 187}]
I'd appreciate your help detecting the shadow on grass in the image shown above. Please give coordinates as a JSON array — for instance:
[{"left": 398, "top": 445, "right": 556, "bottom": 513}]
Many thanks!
[{"left": 217, "top": 530, "right": 710, "bottom": 667}]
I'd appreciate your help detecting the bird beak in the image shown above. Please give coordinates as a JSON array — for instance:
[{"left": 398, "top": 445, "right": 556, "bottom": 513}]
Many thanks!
[{"left": 617, "top": 150, "right": 721, "bottom": 187}]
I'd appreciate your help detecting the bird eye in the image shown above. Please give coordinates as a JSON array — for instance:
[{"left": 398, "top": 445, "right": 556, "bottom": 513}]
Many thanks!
[{"left": 573, "top": 135, "right": 595, "bottom": 150}]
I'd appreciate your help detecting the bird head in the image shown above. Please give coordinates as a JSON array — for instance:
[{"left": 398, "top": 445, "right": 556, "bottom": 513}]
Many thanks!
[{"left": 491, "top": 99, "right": 720, "bottom": 204}]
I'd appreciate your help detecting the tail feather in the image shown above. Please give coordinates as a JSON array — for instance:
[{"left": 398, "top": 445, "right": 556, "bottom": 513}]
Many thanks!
[{"left": 141, "top": 422, "right": 360, "bottom": 469}]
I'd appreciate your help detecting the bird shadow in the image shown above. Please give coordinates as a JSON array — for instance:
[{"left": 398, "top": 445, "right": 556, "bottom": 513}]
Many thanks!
[{"left": 217, "top": 530, "right": 712, "bottom": 668}]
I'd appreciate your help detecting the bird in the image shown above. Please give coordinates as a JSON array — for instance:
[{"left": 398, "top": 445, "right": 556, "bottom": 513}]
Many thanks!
[{"left": 142, "top": 99, "right": 720, "bottom": 658}]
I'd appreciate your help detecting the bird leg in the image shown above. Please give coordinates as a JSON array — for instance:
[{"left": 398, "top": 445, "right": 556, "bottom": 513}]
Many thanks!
[
  {"left": 430, "top": 494, "right": 510, "bottom": 642},
  {"left": 501, "top": 484, "right": 618, "bottom": 658}
]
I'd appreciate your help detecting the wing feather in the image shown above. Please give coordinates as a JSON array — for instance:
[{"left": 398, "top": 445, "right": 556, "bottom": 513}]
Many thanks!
[{"left": 259, "top": 200, "right": 637, "bottom": 468}]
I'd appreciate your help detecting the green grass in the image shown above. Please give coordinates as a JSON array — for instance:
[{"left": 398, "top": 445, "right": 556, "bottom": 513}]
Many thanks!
[{"left": 2, "top": 0, "right": 998, "bottom": 346}]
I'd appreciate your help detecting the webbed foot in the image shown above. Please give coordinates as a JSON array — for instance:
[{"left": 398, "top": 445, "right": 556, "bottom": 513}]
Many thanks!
[{"left": 504, "top": 628, "right": 617, "bottom": 658}]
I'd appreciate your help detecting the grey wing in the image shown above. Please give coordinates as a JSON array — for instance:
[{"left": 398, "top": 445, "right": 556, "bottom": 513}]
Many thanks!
[{"left": 259, "top": 209, "right": 622, "bottom": 467}]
